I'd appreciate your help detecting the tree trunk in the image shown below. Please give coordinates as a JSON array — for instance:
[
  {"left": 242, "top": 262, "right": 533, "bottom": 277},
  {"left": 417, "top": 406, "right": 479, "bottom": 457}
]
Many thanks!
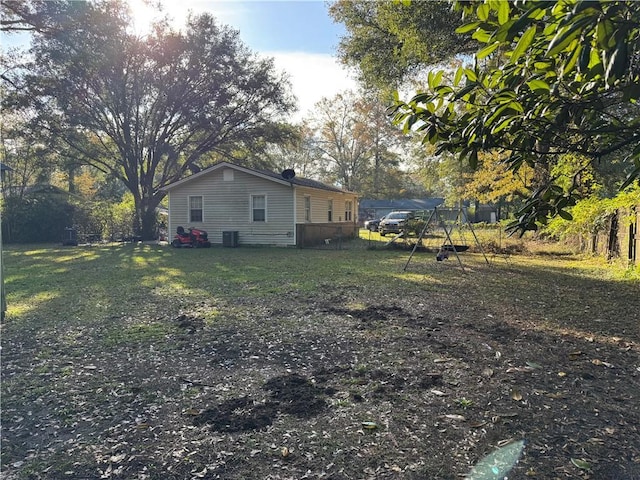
[
  {"left": 606, "top": 210, "right": 619, "bottom": 260},
  {"left": 133, "top": 194, "right": 162, "bottom": 241},
  {"left": 67, "top": 165, "right": 76, "bottom": 194},
  {"left": 140, "top": 208, "right": 157, "bottom": 241}
]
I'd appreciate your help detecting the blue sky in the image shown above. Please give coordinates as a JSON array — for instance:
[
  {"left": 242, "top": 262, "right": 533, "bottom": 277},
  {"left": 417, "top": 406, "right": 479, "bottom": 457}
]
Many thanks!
[
  {"left": 212, "top": 1, "right": 346, "bottom": 54},
  {"left": 0, "top": 0, "right": 358, "bottom": 120},
  {"left": 159, "top": 0, "right": 358, "bottom": 118}
]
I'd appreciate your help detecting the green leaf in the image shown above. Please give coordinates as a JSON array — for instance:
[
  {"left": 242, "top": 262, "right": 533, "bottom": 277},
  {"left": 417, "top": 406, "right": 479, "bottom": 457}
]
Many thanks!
[
  {"left": 410, "top": 92, "right": 431, "bottom": 104},
  {"left": 506, "top": 100, "right": 524, "bottom": 113},
  {"left": 434, "top": 85, "right": 454, "bottom": 96},
  {"left": 578, "top": 42, "right": 591, "bottom": 72},
  {"left": 491, "top": 116, "right": 514, "bottom": 134},
  {"left": 548, "top": 21, "right": 587, "bottom": 56},
  {"left": 498, "top": 1, "right": 510, "bottom": 25},
  {"left": 485, "top": 103, "right": 511, "bottom": 127},
  {"left": 605, "top": 38, "right": 628, "bottom": 85},
  {"left": 494, "top": 19, "right": 517, "bottom": 42},
  {"left": 453, "top": 67, "right": 464, "bottom": 87},
  {"left": 433, "top": 70, "right": 444, "bottom": 88},
  {"left": 558, "top": 209, "right": 573, "bottom": 221},
  {"left": 571, "top": 458, "right": 591, "bottom": 470},
  {"left": 529, "top": 6, "right": 547, "bottom": 20},
  {"left": 456, "top": 21, "right": 481, "bottom": 34},
  {"left": 467, "top": 149, "right": 478, "bottom": 169},
  {"left": 477, "top": 3, "right": 490, "bottom": 22},
  {"left": 472, "top": 29, "right": 492, "bottom": 43},
  {"left": 596, "top": 18, "right": 616, "bottom": 49},
  {"left": 562, "top": 42, "right": 583, "bottom": 76},
  {"left": 534, "top": 61, "right": 553, "bottom": 71},
  {"left": 621, "top": 165, "right": 640, "bottom": 189},
  {"left": 526, "top": 79, "right": 550, "bottom": 94},
  {"left": 511, "top": 25, "right": 537, "bottom": 63},
  {"left": 477, "top": 41, "right": 500, "bottom": 60},
  {"left": 503, "top": 9, "right": 535, "bottom": 41},
  {"left": 464, "top": 69, "right": 477, "bottom": 82},
  {"left": 556, "top": 196, "right": 570, "bottom": 209},
  {"left": 427, "top": 71, "right": 435, "bottom": 90},
  {"left": 454, "top": 82, "right": 478, "bottom": 101}
]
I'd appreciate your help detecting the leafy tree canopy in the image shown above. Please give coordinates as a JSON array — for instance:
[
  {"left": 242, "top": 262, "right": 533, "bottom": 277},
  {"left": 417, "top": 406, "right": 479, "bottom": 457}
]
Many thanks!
[
  {"left": 305, "top": 90, "right": 411, "bottom": 197},
  {"left": 1, "top": 0, "right": 295, "bottom": 239},
  {"left": 390, "top": 0, "right": 640, "bottom": 234},
  {"left": 328, "top": 0, "right": 476, "bottom": 90}
]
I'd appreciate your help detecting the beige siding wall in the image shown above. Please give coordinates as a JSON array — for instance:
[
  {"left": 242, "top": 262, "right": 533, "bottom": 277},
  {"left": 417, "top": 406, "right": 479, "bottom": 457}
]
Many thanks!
[
  {"left": 295, "top": 187, "right": 358, "bottom": 224},
  {"left": 168, "top": 168, "right": 296, "bottom": 246}
]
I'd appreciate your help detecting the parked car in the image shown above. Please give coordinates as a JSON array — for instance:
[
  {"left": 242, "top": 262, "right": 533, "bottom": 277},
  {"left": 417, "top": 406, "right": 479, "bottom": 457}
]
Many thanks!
[
  {"left": 364, "top": 215, "right": 385, "bottom": 232},
  {"left": 378, "top": 211, "right": 414, "bottom": 236}
]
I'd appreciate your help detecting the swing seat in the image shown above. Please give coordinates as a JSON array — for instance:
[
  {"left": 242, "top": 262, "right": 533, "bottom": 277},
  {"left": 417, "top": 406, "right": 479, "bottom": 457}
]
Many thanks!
[{"left": 441, "top": 244, "right": 470, "bottom": 252}]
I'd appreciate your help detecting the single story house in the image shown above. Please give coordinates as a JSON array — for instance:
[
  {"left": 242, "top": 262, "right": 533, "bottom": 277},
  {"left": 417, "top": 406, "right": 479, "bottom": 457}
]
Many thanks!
[{"left": 161, "top": 162, "right": 359, "bottom": 247}]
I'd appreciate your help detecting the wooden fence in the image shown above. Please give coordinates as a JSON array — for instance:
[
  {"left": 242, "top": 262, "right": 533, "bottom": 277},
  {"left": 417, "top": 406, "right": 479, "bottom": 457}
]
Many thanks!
[{"left": 590, "top": 206, "right": 638, "bottom": 264}]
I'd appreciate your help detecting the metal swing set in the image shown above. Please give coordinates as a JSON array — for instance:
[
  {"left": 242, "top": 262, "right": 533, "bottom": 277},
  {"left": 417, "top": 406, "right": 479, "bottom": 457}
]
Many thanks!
[{"left": 403, "top": 206, "right": 490, "bottom": 272}]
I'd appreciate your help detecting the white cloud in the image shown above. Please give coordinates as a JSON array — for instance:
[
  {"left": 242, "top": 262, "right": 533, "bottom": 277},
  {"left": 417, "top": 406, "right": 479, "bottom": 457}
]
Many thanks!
[
  {"left": 151, "top": 2, "right": 360, "bottom": 122},
  {"left": 267, "top": 51, "right": 359, "bottom": 121}
]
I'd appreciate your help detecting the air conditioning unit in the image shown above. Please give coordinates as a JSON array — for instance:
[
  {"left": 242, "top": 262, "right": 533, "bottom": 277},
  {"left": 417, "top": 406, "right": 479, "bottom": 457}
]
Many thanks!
[{"left": 222, "top": 231, "right": 239, "bottom": 247}]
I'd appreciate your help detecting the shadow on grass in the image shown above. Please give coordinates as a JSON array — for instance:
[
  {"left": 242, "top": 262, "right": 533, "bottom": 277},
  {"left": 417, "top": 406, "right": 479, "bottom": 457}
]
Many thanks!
[{"left": 1, "top": 242, "right": 639, "bottom": 480}]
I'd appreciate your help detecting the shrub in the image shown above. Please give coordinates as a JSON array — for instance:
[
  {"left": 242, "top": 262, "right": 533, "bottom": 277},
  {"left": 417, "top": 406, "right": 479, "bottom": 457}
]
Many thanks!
[{"left": 2, "top": 193, "right": 75, "bottom": 243}]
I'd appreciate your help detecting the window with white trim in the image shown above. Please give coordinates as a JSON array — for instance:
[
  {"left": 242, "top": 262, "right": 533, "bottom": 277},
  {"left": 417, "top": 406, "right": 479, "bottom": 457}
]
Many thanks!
[
  {"left": 189, "top": 196, "right": 203, "bottom": 222},
  {"left": 304, "top": 196, "right": 311, "bottom": 222},
  {"left": 344, "top": 200, "right": 353, "bottom": 221},
  {"left": 252, "top": 195, "right": 266, "bottom": 222},
  {"left": 328, "top": 199, "right": 333, "bottom": 222}
]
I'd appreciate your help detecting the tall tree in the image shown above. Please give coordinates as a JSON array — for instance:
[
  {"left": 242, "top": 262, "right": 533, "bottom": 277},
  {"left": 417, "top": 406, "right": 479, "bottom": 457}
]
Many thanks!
[
  {"left": 2, "top": 0, "right": 295, "bottom": 239},
  {"left": 0, "top": 110, "right": 55, "bottom": 199},
  {"left": 308, "top": 90, "right": 407, "bottom": 197},
  {"left": 462, "top": 151, "right": 535, "bottom": 220},
  {"left": 262, "top": 121, "right": 326, "bottom": 179},
  {"left": 1, "top": 0, "right": 72, "bottom": 34},
  {"left": 390, "top": 0, "right": 640, "bottom": 233},
  {"left": 358, "top": 94, "right": 405, "bottom": 198},
  {"left": 310, "top": 92, "right": 372, "bottom": 192},
  {"left": 328, "top": 0, "right": 475, "bottom": 90}
]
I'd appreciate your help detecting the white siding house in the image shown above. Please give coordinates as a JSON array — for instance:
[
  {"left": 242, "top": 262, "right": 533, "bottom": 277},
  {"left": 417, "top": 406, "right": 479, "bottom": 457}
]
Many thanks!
[{"left": 161, "top": 162, "right": 358, "bottom": 247}]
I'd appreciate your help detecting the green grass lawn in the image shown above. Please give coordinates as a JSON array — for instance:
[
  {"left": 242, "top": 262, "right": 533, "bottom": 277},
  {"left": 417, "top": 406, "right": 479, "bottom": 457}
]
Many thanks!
[{"left": 1, "top": 240, "right": 639, "bottom": 479}]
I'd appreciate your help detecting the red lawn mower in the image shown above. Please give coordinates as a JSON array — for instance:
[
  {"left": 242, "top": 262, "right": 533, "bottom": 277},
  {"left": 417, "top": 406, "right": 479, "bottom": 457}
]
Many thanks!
[{"left": 171, "top": 226, "right": 211, "bottom": 248}]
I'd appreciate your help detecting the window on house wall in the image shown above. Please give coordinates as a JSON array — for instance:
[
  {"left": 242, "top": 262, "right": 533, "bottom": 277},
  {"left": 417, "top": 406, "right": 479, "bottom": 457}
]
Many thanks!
[
  {"left": 345, "top": 200, "right": 353, "bottom": 221},
  {"left": 252, "top": 195, "right": 266, "bottom": 222},
  {"left": 223, "top": 169, "right": 234, "bottom": 181},
  {"left": 189, "top": 196, "right": 203, "bottom": 222},
  {"left": 328, "top": 199, "right": 333, "bottom": 222},
  {"left": 304, "top": 196, "right": 311, "bottom": 222}
]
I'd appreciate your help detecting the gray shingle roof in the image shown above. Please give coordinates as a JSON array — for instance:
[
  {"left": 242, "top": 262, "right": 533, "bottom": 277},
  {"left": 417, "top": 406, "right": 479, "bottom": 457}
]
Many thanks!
[
  {"left": 253, "top": 167, "right": 352, "bottom": 194},
  {"left": 162, "top": 161, "right": 355, "bottom": 194},
  {"left": 359, "top": 198, "right": 444, "bottom": 211}
]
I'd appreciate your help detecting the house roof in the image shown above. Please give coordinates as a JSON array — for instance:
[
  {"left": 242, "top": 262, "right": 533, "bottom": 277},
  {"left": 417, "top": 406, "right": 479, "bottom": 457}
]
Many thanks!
[
  {"left": 160, "top": 161, "right": 356, "bottom": 195},
  {"left": 359, "top": 198, "right": 444, "bottom": 211},
  {"left": 0, "top": 162, "right": 12, "bottom": 172}
]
